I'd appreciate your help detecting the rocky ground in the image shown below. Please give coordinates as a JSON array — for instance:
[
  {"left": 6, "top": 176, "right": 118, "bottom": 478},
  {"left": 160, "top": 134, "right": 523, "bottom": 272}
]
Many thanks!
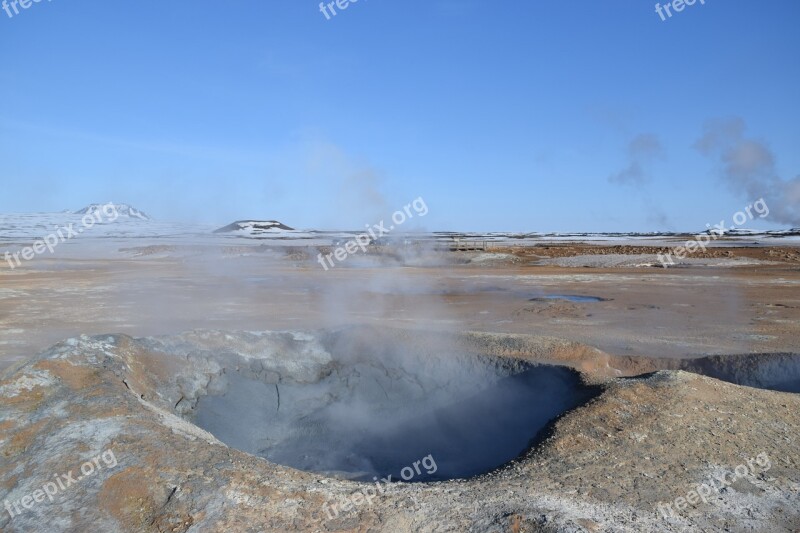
[
  {"left": 1, "top": 243, "right": 799, "bottom": 532},
  {"left": 496, "top": 243, "right": 800, "bottom": 265},
  {"left": 1, "top": 244, "right": 800, "bottom": 372},
  {"left": 0, "top": 328, "right": 798, "bottom": 532}
]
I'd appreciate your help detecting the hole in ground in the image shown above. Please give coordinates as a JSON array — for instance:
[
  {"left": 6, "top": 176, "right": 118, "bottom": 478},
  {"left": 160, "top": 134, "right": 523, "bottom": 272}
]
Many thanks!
[
  {"left": 680, "top": 353, "right": 800, "bottom": 394},
  {"left": 191, "top": 347, "right": 599, "bottom": 482}
]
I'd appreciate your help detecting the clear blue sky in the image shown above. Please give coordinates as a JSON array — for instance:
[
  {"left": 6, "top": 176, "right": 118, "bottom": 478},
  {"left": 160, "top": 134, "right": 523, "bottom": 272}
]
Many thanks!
[{"left": 1, "top": 0, "right": 798, "bottom": 231}]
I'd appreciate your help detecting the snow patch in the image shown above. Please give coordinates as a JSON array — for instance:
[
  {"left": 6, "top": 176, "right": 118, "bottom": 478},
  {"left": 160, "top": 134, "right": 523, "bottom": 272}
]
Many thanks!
[{"left": 0, "top": 369, "right": 57, "bottom": 397}]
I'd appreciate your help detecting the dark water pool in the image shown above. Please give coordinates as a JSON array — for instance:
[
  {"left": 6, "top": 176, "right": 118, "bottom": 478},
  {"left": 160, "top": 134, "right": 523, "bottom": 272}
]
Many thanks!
[
  {"left": 193, "top": 361, "right": 600, "bottom": 482},
  {"left": 530, "top": 294, "right": 609, "bottom": 303}
]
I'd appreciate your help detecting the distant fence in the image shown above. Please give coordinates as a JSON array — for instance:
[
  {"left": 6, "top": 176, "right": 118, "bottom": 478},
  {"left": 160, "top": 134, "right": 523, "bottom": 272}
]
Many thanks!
[
  {"left": 447, "top": 240, "right": 489, "bottom": 251},
  {"left": 321, "top": 239, "right": 494, "bottom": 253}
]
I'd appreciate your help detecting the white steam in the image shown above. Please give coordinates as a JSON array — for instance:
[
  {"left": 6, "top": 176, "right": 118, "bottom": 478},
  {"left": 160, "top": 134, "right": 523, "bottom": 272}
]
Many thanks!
[{"left": 694, "top": 117, "right": 800, "bottom": 226}]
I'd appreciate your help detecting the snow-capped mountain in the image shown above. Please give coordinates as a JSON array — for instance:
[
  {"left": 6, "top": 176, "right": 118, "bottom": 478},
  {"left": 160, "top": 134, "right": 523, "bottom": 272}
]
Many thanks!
[
  {"left": 765, "top": 228, "right": 800, "bottom": 237},
  {"left": 214, "top": 220, "right": 295, "bottom": 234},
  {"left": 704, "top": 227, "right": 762, "bottom": 236},
  {"left": 702, "top": 227, "right": 800, "bottom": 238},
  {"left": 74, "top": 203, "right": 150, "bottom": 221}
]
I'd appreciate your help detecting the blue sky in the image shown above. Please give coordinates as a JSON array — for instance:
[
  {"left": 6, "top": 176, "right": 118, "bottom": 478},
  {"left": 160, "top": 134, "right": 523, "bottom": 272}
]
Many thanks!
[{"left": 1, "top": 0, "right": 798, "bottom": 231}]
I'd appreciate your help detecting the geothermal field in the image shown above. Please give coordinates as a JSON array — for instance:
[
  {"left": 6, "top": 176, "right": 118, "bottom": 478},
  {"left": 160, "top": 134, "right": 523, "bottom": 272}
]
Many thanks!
[
  {"left": 0, "top": 213, "right": 798, "bottom": 532},
  {"left": 2, "top": 4, "right": 800, "bottom": 532}
]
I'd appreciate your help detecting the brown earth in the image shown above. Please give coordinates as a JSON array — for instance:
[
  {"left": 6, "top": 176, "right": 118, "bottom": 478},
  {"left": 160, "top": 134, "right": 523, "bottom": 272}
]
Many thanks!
[
  {"left": 0, "top": 328, "right": 798, "bottom": 532},
  {"left": 2, "top": 244, "right": 799, "bottom": 372},
  {"left": 1, "top": 242, "right": 798, "bottom": 532}
]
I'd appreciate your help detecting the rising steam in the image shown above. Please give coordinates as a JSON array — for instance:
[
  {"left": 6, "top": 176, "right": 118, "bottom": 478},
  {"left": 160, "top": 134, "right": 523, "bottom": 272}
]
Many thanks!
[
  {"left": 694, "top": 117, "right": 800, "bottom": 226},
  {"left": 608, "top": 133, "right": 663, "bottom": 186}
]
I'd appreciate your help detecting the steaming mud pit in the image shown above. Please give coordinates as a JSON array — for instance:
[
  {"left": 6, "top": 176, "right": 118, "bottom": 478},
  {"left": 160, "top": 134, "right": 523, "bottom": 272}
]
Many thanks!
[
  {"left": 190, "top": 334, "right": 599, "bottom": 481},
  {"left": 2, "top": 326, "right": 799, "bottom": 532},
  {"left": 2, "top": 242, "right": 800, "bottom": 531}
]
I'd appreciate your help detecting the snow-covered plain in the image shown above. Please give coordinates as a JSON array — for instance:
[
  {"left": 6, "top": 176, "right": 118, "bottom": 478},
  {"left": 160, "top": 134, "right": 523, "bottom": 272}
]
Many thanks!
[{"left": 1, "top": 207, "right": 798, "bottom": 254}]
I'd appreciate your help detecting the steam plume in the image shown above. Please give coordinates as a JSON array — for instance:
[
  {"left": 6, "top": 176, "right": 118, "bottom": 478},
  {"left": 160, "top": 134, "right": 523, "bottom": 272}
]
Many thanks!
[
  {"left": 608, "top": 133, "right": 663, "bottom": 186},
  {"left": 694, "top": 117, "right": 800, "bottom": 226}
]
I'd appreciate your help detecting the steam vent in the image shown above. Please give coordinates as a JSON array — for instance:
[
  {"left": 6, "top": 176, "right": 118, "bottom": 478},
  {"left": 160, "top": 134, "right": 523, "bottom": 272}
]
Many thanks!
[{"left": 1, "top": 326, "right": 798, "bottom": 531}]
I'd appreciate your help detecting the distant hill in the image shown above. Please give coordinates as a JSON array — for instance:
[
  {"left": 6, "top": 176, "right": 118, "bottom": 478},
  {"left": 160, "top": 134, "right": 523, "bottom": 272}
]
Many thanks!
[
  {"left": 74, "top": 203, "right": 150, "bottom": 221},
  {"left": 703, "top": 227, "right": 800, "bottom": 237},
  {"left": 213, "top": 220, "right": 295, "bottom": 234}
]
